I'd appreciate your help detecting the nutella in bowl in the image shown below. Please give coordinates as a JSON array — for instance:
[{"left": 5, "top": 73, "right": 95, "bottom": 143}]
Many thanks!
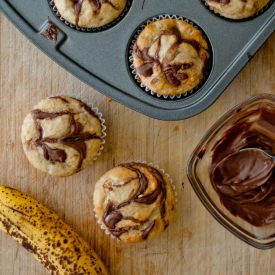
[
  {"left": 187, "top": 94, "right": 275, "bottom": 249},
  {"left": 210, "top": 106, "right": 275, "bottom": 226}
]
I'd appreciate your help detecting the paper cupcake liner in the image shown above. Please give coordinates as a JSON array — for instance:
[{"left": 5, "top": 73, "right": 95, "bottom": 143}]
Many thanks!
[
  {"left": 127, "top": 14, "right": 213, "bottom": 100},
  {"left": 49, "top": 95, "right": 106, "bottom": 161},
  {"left": 91, "top": 106, "right": 106, "bottom": 161},
  {"left": 48, "top": 0, "right": 132, "bottom": 32},
  {"left": 93, "top": 160, "right": 177, "bottom": 241},
  {"left": 202, "top": 0, "right": 275, "bottom": 22}
]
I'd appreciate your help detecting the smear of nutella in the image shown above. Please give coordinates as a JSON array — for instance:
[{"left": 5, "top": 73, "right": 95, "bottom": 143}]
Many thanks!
[
  {"left": 41, "top": 18, "right": 58, "bottom": 41},
  {"left": 210, "top": 106, "right": 275, "bottom": 226}
]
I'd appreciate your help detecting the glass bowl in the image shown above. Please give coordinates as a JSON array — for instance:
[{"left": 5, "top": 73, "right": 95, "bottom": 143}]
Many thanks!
[{"left": 187, "top": 94, "right": 275, "bottom": 249}]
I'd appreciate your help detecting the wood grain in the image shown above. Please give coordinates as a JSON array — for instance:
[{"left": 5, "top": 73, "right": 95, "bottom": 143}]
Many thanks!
[{"left": 0, "top": 13, "right": 274, "bottom": 275}]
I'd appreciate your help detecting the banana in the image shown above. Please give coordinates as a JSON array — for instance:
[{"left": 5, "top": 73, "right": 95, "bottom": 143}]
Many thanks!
[{"left": 0, "top": 185, "right": 109, "bottom": 275}]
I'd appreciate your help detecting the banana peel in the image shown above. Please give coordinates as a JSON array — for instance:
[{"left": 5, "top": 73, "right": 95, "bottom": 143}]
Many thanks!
[{"left": 0, "top": 185, "right": 109, "bottom": 275}]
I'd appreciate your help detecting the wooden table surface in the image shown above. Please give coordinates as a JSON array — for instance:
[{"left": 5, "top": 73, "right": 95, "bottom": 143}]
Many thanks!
[{"left": 0, "top": 13, "right": 274, "bottom": 275}]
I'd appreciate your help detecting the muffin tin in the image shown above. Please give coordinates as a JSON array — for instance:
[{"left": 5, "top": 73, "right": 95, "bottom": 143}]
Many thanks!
[{"left": 1, "top": 0, "right": 275, "bottom": 120}]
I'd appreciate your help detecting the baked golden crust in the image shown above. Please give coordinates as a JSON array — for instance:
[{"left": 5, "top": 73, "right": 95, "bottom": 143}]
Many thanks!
[
  {"left": 204, "top": 0, "right": 271, "bottom": 19},
  {"left": 21, "top": 96, "right": 103, "bottom": 177},
  {"left": 93, "top": 162, "right": 175, "bottom": 243},
  {"left": 53, "top": 0, "right": 127, "bottom": 28},
  {"left": 132, "top": 18, "right": 210, "bottom": 96}
]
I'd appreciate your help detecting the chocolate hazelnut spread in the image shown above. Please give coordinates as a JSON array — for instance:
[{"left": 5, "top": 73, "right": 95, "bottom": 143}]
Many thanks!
[
  {"left": 210, "top": 104, "right": 275, "bottom": 226},
  {"left": 41, "top": 18, "right": 58, "bottom": 41}
]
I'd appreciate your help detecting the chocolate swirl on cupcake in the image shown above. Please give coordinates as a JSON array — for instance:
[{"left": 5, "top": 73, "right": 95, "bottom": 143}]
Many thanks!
[
  {"left": 132, "top": 18, "right": 211, "bottom": 96},
  {"left": 93, "top": 162, "right": 175, "bottom": 243},
  {"left": 53, "top": 0, "right": 128, "bottom": 28},
  {"left": 21, "top": 96, "right": 104, "bottom": 177},
  {"left": 204, "top": 0, "right": 272, "bottom": 19}
]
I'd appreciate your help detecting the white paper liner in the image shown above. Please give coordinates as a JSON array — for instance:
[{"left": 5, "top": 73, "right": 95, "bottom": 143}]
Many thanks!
[
  {"left": 91, "top": 106, "right": 106, "bottom": 161},
  {"left": 48, "top": 0, "right": 132, "bottom": 32},
  {"left": 128, "top": 14, "right": 212, "bottom": 100},
  {"left": 202, "top": 0, "right": 275, "bottom": 21},
  {"left": 48, "top": 95, "right": 106, "bottom": 162},
  {"left": 93, "top": 160, "right": 177, "bottom": 242}
]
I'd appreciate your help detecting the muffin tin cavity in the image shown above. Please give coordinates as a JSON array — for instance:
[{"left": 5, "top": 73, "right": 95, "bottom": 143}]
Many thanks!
[
  {"left": 127, "top": 15, "right": 213, "bottom": 101},
  {"left": 48, "top": 0, "right": 132, "bottom": 32}
]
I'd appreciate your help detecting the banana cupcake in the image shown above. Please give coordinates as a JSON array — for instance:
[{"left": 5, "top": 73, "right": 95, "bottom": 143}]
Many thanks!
[
  {"left": 93, "top": 162, "right": 175, "bottom": 243},
  {"left": 204, "top": 0, "right": 272, "bottom": 20},
  {"left": 132, "top": 18, "right": 211, "bottom": 96},
  {"left": 53, "top": 0, "right": 128, "bottom": 28},
  {"left": 21, "top": 96, "right": 105, "bottom": 177}
]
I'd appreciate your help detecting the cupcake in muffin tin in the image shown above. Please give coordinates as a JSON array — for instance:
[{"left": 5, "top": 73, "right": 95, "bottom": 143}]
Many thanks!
[
  {"left": 21, "top": 96, "right": 105, "bottom": 177},
  {"left": 51, "top": 0, "right": 130, "bottom": 30},
  {"left": 93, "top": 162, "right": 175, "bottom": 243},
  {"left": 130, "top": 17, "right": 212, "bottom": 97},
  {"left": 203, "top": 0, "right": 273, "bottom": 20}
]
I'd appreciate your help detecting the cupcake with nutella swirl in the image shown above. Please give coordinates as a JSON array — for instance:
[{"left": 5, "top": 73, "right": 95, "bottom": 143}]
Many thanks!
[
  {"left": 93, "top": 162, "right": 175, "bottom": 243},
  {"left": 204, "top": 0, "right": 272, "bottom": 20},
  {"left": 21, "top": 96, "right": 105, "bottom": 177},
  {"left": 132, "top": 18, "right": 211, "bottom": 97},
  {"left": 52, "top": 0, "right": 128, "bottom": 28}
]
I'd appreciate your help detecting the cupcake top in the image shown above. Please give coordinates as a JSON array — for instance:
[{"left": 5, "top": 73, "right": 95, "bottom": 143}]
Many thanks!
[
  {"left": 93, "top": 162, "right": 175, "bottom": 243},
  {"left": 21, "top": 96, "right": 103, "bottom": 177},
  {"left": 204, "top": 0, "right": 271, "bottom": 19},
  {"left": 132, "top": 18, "right": 211, "bottom": 96},
  {"left": 53, "top": 0, "right": 127, "bottom": 28}
]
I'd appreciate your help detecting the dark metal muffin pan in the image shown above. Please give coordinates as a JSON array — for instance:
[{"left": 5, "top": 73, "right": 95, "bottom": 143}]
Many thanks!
[{"left": 1, "top": 0, "right": 275, "bottom": 120}]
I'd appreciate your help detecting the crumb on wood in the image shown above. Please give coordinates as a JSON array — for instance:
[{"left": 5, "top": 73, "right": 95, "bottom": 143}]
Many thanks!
[{"left": 105, "top": 97, "right": 113, "bottom": 103}]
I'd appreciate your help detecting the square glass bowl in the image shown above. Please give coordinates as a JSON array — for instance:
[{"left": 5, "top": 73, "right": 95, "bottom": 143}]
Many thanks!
[{"left": 187, "top": 94, "right": 275, "bottom": 249}]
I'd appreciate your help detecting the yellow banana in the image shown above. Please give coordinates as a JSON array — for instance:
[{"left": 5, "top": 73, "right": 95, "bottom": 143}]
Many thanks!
[{"left": 0, "top": 185, "right": 108, "bottom": 275}]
